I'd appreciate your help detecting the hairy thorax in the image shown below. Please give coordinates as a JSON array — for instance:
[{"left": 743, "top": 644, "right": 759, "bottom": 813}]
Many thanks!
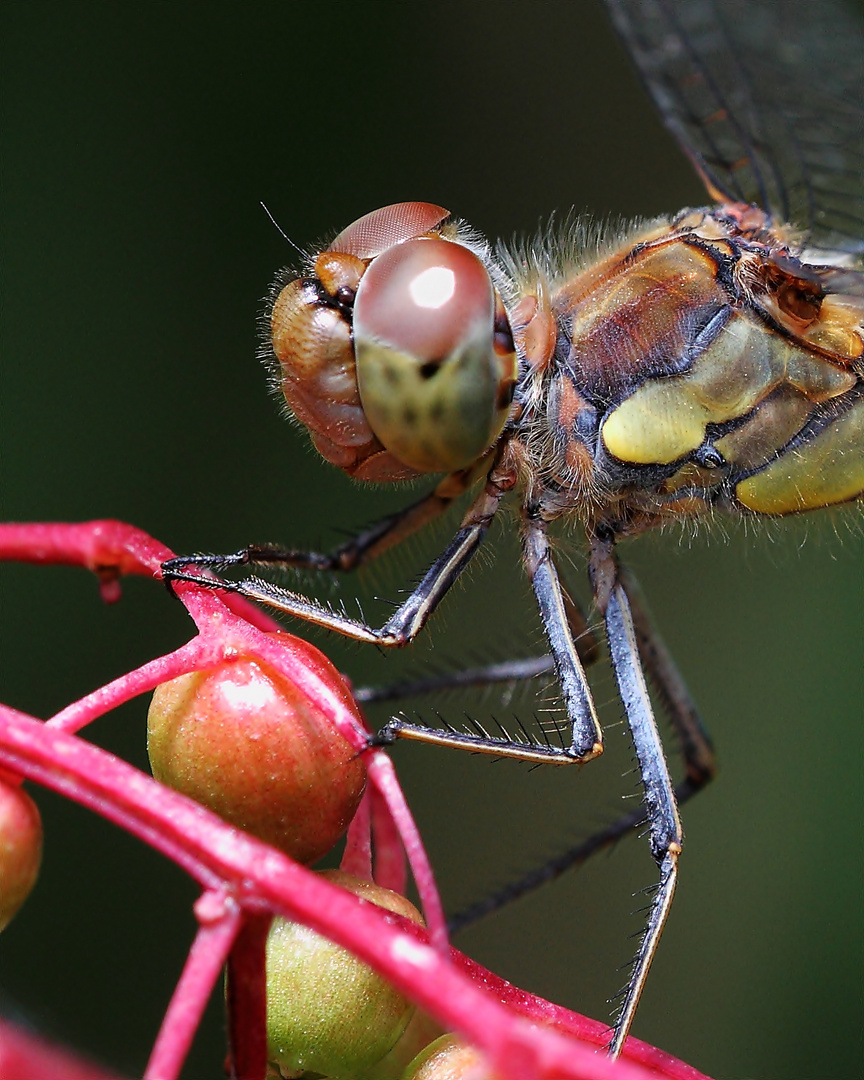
[{"left": 509, "top": 206, "right": 864, "bottom": 535}]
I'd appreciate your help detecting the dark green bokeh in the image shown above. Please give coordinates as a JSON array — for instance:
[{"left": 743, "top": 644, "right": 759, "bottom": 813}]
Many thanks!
[{"left": 1, "top": 2, "right": 861, "bottom": 1078}]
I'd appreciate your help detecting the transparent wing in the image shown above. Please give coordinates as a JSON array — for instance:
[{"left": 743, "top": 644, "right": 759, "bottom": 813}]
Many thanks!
[{"left": 604, "top": 0, "right": 864, "bottom": 257}]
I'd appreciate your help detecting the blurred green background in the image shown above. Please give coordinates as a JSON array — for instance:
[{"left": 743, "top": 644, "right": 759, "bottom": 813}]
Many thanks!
[{"left": 1, "top": 2, "right": 861, "bottom": 1078}]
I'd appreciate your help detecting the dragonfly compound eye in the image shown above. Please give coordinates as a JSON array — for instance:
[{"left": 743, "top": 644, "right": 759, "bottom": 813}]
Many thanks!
[
  {"left": 327, "top": 201, "right": 450, "bottom": 260},
  {"left": 353, "top": 236, "right": 517, "bottom": 473},
  {"left": 271, "top": 202, "right": 506, "bottom": 483}
]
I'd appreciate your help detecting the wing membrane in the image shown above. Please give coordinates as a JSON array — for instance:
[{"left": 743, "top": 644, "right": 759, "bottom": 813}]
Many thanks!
[{"left": 604, "top": 0, "right": 864, "bottom": 257}]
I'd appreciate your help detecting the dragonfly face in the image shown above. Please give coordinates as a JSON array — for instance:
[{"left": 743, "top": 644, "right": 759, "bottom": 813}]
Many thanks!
[
  {"left": 164, "top": 0, "right": 863, "bottom": 1059},
  {"left": 270, "top": 202, "right": 518, "bottom": 482}
]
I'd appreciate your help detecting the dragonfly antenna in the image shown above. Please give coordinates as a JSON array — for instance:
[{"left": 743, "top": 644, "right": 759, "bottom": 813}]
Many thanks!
[{"left": 260, "top": 201, "right": 305, "bottom": 258}]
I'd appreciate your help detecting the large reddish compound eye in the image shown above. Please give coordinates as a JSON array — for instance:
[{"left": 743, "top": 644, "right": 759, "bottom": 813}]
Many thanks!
[
  {"left": 270, "top": 202, "right": 458, "bottom": 483},
  {"left": 353, "top": 236, "right": 517, "bottom": 473},
  {"left": 328, "top": 202, "right": 450, "bottom": 260}
]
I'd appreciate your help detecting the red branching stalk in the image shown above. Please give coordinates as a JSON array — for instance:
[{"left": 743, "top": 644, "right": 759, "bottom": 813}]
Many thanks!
[
  {"left": 146, "top": 892, "right": 243, "bottom": 1080},
  {"left": 342, "top": 785, "right": 378, "bottom": 883},
  {"left": 371, "top": 782, "right": 409, "bottom": 895},
  {"left": 0, "top": 521, "right": 714, "bottom": 1080},
  {"left": 366, "top": 752, "right": 448, "bottom": 954},
  {"left": 0, "top": 1019, "right": 128, "bottom": 1080},
  {"left": 225, "top": 911, "right": 272, "bottom": 1080}
]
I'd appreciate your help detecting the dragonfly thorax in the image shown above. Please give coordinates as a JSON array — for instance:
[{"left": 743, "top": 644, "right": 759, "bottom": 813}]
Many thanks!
[{"left": 510, "top": 207, "right": 863, "bottom": 529}]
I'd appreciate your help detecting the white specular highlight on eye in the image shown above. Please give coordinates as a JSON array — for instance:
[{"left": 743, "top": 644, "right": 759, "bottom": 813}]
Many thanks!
[{"left": 409, "top": 266, "right": 456, "bottom": 309}]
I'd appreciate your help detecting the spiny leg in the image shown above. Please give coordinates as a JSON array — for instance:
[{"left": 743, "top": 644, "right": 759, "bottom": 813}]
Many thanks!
[
  {"left": 521, "top": 516, "right": 681, "bottom": 1054},
  {"left": 355, "top": 511, "right": 714, "bottom": 938},
  {"left": 433, "top": 521, "right": 700, "bottom": 1054},
  {"left": 378, "top": 513, "right": 607, "bottom": 761},
  {"left": 378, "top": 513, "right": 606, "bottom": 764},
  {"left": 162, "top": 480, "right": 506, "bottom": 646},
  {"left": 591, "top": 535, "right": 684, "bottom": 1058},
  {"left": 162, "top": 469, "right": 475, "bottom": 579},
  {"left": 521, "top": 514, "right": 604, "bottom": 761},
  {"left": 447, "top": 563, "right": 715, "bottom": 928},
  {"left": 365, "top": 514, "right": 710, "bottom": 1052},
  {"left": 354, "top": 595, "right": 599, "bottom": 703}
]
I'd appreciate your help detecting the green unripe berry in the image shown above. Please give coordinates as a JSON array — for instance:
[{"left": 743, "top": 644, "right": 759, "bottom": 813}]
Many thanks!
[{"left": 266, "top": 870, "right": 423, "bottom": 1079}]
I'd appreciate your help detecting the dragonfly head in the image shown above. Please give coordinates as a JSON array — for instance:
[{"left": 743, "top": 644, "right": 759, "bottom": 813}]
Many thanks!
[{"left": 269, "top": 202, "right": 517, "bottom": 481}]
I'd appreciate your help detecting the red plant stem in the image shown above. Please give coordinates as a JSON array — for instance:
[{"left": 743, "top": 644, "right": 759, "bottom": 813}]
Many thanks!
[
  {"left": 0, "top": 1019, "right": 128, "bottom": 1080},
  {"left": 341, "top": 787, "right": 374, "bottom": 881},
  {"left": 0, "top": 520, "right": 285, "bottom": 632},
  {"left": 3, "top": 524, "right": 451, "bottom": 981},
  {"left": 0, "top": 520, "right": 171, "bottom": 575},
  {"left": 0, "top": 706, "right": 708, "bottom": 1080},
  {"left": 46, "top": 638, "right": 223, "bottom": 734},
  {"left": 371, "top": 780, "right": 408, "bottom": 895},
  {"left": 0, "top": 704, "right": 225, "bottom": 889},
  {"left": 0, "top": 520, "right": 714, "bottom": 1079},
  {"left": 144, "top": 891, "right": 242, "bottom": 1080},
  {"left": 368, "top": 750, "right": 448, "bottom": 953},
  {"left": 1, "top": 521, "right": 443, "bottom": 940},
  {"left": 226, "top": 912, "right": 272, "bottom": 1080}
]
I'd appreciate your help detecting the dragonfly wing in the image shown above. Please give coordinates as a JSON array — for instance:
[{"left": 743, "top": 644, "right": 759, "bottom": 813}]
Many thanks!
[{"left": 604, "top": 0, "right": 864, "bottom": 258}]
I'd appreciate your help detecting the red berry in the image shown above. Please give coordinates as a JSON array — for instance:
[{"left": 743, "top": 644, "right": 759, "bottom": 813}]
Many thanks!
[
  {"left": 147, "top": 633, "right": 367, "bottom": 865},
  {"left": 403, "top": 1035, "right": 491, "bottom": 1080},
  {"left": 0, "top": 777, "right": 43, "bottom": 932},
  {"left": 362, "top": 1009, "right": 444, "bottom": 1080}
]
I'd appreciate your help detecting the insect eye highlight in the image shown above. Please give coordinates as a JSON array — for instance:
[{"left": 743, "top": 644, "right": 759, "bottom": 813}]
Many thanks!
[{"left": 352, "top": 237, "right": 517, "bottom": 474}]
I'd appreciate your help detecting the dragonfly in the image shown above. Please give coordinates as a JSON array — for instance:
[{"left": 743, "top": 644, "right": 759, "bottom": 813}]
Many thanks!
[{"left": 164, "top": 0, "right": 864, "bottom": 1056}]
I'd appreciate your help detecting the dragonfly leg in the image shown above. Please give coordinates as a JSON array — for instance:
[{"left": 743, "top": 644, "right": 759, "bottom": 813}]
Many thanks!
[
  {"left": 381, "top": 514, "right": 605, "bottom": 763},
  {"left": 370, "top": 500, "right": 604, "bottom": 764},
  {"left": 354, "top": 592, "right": 599, "bottom": 704},
  {"left": 162, "top": 469, "right": 474, "bottom": 579},
  {"left": 591, "top": 536, "right": 683, "bottom": 1057},
  {"left": 162, "top": 479, "right": 505, "bottom": 647},
  {"left": 522, "top": 515, "right": 604, "bottom": 761},
  {"left": 447, "top": 557, "right": 715, "bottom": 913},
  {"left": 618, "top": 564, "right": 716, "bottom": 788},
  {"left": 445, "top": 557, "right": 715, "bottom": 1052}
]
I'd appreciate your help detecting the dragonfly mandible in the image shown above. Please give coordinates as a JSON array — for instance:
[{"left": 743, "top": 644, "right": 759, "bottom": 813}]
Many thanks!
[{"left": 164, "top": 0, "right": 863, "bottom": 1056}]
